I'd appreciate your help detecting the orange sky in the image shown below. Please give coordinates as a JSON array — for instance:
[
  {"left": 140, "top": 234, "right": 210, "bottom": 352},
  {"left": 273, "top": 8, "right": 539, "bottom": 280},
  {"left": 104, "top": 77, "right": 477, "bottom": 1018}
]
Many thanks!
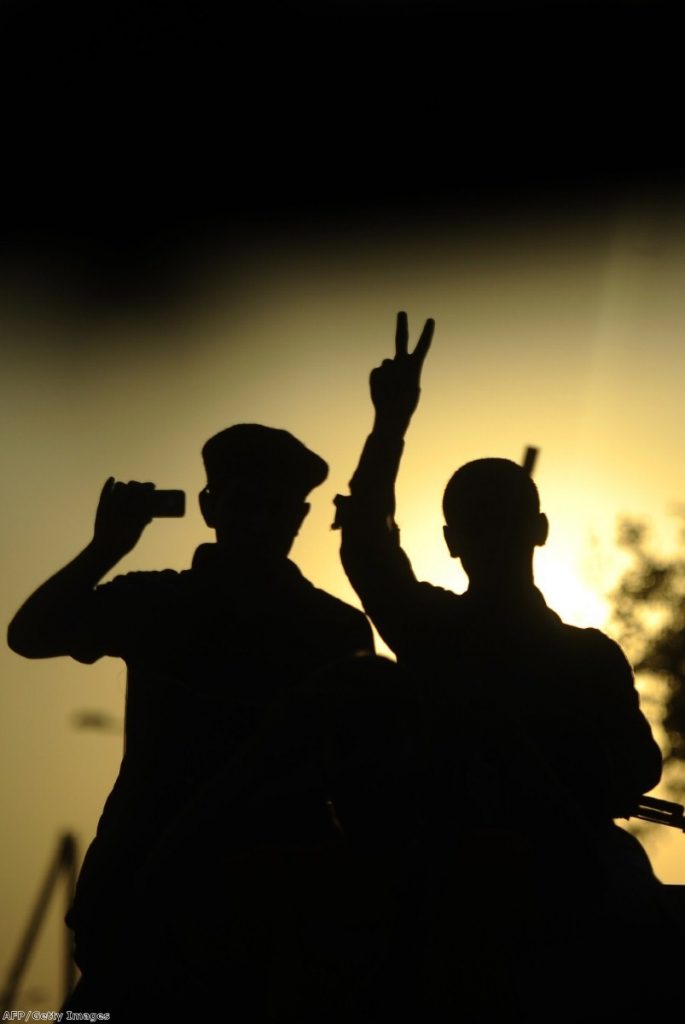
[{"left": 3, "top": 196, "right": 685, "bottom": 1007}]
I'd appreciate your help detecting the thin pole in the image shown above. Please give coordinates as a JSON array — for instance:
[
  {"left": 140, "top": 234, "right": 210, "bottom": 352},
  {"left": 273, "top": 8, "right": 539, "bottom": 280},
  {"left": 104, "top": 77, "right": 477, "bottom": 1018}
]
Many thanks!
[
  {"left": 0, "top": 833, "right": 78, "bottom": 1013},
  {"left": 61, "top": 834, "right": 78, "bottom": 1004},
  {"left": 522, "top": 446, "right": 538, "bottom": 476}
]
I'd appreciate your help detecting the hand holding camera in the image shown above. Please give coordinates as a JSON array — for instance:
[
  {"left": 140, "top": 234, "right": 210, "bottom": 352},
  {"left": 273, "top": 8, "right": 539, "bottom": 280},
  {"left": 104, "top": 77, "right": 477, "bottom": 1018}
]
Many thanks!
[{"left": 92, "top": 478, "right": 185, "bottom": 559}]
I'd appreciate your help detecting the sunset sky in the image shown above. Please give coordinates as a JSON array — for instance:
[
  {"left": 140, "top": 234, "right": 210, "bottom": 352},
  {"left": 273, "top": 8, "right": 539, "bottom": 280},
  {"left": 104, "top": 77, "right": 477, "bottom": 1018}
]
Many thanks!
[
  {"left": 3, "top": 192, "right": 685, "bottom": 1005},
  {"left": 1, "top": 0, "right": 682, "bottom": 1008}
]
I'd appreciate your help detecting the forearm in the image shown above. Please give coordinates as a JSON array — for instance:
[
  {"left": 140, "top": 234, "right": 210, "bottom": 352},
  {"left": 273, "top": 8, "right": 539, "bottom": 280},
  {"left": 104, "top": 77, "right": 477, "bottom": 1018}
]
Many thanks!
[
  {"left": 348, "top": 417, "right": 406, "bottom": 522},
  {"left": 339, "top": 311, "right": 433, "bottom": 649},
  {"left": 8, "top": 541, "right": 121, "bottom": 657},
  {"left": 339, "top": 417, "right": 421, "bottom": 653}
]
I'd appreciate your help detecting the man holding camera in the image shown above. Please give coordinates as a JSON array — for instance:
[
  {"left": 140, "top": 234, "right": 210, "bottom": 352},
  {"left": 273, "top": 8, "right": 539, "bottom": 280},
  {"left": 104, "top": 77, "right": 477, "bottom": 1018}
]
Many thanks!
[{"left": 8, "top": 423, "right": 374, "bottom": 1007}]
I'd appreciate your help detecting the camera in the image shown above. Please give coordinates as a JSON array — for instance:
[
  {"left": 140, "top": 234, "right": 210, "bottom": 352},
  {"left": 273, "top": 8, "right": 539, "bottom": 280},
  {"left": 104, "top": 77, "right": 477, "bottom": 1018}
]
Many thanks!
[{"left": 151, "top": 490, "right": 185, "bottom": 518}]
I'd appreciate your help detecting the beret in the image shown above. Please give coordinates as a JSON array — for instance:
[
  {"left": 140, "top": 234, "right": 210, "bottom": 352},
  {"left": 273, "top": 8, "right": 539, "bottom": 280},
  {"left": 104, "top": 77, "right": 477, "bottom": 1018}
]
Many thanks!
[{"left": 202, "top": 424, "right": 328, "bottom": 497}]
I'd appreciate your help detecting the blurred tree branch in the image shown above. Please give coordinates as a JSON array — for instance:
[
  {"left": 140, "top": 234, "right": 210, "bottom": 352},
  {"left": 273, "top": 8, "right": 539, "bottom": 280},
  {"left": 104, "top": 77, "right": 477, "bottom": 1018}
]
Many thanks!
[{"left": 611, "top": 516, "right": 685, "bottom": 795}]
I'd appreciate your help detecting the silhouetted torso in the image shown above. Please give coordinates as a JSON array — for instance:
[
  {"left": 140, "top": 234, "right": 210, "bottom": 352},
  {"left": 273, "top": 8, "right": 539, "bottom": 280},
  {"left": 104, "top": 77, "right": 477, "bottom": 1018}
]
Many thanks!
[
  {"left": 330, "top": 314, "right": 669, "bottom": 1018},
  {"left": 338, "top": 429, "right": 666, "bottom": 1019},
  {"left": 339, "top": 430, "right": 661, "bottom": 826},
  {"left": 369, "top": 580, "right": 657, "bottom": 823},
  {"left": 68, "top": 542, "right": 373, "bottom": 970}
]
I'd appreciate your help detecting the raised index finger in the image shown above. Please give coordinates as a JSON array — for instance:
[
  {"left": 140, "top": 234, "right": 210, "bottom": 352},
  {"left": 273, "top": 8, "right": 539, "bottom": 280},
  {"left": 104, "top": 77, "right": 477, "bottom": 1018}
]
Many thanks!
[
  {"left": 395, "top": 311, "right": 409, "bottom": 357},
  {"left": 412, "top": 318, "right": 434, "bottom": 368}
]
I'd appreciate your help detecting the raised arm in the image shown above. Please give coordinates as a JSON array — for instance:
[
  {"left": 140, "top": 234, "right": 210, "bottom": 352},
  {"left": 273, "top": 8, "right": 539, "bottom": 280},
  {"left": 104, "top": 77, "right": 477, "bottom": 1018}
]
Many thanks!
[
  {"left": 8, "top": 478, "right": 154, "bottom": 659},
  {"left": 338, "top": 312, "right": 434, "bottom": 653},
  {"left": 346, "top": 311, "right": 434, "bottom": 515}
]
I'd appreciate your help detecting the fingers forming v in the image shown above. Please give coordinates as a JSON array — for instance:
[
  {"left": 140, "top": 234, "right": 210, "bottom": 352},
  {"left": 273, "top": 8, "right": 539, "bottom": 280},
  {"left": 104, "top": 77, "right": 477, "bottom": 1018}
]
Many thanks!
[
  {"left": 394, "top": 311, "right": 434, "bottom": 367},
  {"left": 413, "top": 318, "right": 434, "bottom": 368},
  {"left": 395, "top": 311, "right": 409, "bottom": 358}
]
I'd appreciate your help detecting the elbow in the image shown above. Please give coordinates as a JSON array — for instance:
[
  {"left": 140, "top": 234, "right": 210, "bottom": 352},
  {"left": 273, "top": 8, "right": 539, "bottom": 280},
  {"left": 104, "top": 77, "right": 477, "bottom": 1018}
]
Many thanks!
[
  {"left": 7, "top": 616, "right": 33, "bottom": 657},
  {"left": 631, "top": 739, "right": 663, "bottom": 800},
  {"left": 644, "top": 741, "right": 663, "bottom": 794},
  {"left": 7, "top": 615, "right": 50, "bottom": 659}
]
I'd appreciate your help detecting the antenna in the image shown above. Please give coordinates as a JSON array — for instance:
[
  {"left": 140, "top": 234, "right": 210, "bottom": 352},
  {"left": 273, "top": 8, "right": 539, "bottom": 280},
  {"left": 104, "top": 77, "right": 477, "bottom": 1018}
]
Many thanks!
[{"left": 522, "top": 446, "right": 538, "bottom": 476}]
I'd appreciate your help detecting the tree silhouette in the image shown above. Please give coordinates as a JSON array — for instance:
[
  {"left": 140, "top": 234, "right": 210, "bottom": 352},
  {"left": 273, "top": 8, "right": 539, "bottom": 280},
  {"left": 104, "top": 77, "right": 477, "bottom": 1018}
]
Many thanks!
[{"left": 611, "top": 517, "right": 685, "bottom": 797}]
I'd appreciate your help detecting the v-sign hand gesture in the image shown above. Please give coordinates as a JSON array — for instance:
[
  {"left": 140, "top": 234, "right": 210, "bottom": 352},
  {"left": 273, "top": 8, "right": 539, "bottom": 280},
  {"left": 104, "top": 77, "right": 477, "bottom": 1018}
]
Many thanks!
[{"left": 370, "top": 311, "right": 435, "bottom": 435}]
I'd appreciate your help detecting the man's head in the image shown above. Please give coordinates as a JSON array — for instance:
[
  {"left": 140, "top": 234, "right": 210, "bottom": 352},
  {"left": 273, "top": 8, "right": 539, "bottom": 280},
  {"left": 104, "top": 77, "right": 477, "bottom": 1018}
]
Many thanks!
[
  {"left": 442, "top": 458, "right": 548, "bottom": 586},
  {"left": 199, "top": 424, "right": 328, "bottom": 561}
]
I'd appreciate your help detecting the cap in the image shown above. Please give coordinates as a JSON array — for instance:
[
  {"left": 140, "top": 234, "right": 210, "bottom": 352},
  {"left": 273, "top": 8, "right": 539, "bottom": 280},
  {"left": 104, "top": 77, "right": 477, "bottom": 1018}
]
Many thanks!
[{"left": 202, "top": 424, "right": 328, "bottom": 498}]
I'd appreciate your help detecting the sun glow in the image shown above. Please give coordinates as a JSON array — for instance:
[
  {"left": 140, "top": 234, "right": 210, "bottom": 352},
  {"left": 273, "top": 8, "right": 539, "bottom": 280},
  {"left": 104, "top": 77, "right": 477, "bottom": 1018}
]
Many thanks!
[
  {"left": 534, "top": 554, "right": 609, "bottom": 630},
  {"left": 395, "top": 515, "right": 610, "bottom": 633}
]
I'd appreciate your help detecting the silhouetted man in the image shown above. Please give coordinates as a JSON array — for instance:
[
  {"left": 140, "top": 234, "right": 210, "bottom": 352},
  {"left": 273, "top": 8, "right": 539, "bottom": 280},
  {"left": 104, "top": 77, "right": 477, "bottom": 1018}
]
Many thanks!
[
  {"left": 337, "top": 313, "right": 664, "bottom": 1017},
  {"left": 8, "top": 424, "right": 373, "bottom": 1008}
]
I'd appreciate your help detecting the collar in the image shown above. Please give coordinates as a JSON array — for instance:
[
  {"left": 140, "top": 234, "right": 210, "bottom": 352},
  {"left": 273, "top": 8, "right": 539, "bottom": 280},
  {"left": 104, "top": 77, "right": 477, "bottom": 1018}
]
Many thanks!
[
  {"left": 463, "top": 584, "right": 562, "bottom": 628},
  {"left": 190, "top": 543, "right": 305, "bottom": 589}
]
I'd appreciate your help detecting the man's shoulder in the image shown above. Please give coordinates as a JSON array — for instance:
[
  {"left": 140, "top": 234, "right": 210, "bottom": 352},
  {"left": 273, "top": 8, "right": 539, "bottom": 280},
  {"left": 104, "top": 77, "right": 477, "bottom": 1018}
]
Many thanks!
[
  {"left": 406, "top": 579, "right": 466, "bottom": 615},
  {"left": 68, "top": 570, "right": 183, "bottom": 664},
  {"left": 303, "top": 576, "right": 370, "bottom": 622},
  {"left": 554, "top": 621, "right": 631, "bottom": 673},
  {"left": 417, "top": 579, "right": 463, "bottom": 601},
  {"left": 293, "top": 572, "right": 372, "bottom": 643},
  {"left": 96, "top": 567, "right": 181, "bottom": 592},
  {"left": 94, "top": 568, "right": 183, "bottom": 607},
  {"left": 558, "top": 621, "right": 623, "bottom": 651}
]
